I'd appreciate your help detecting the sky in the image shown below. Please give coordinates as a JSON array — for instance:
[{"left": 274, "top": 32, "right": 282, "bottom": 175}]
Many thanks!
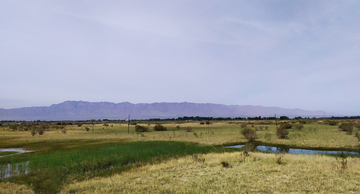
[{"left": 1, "top": 0, "right": 359, "bottom": 115}]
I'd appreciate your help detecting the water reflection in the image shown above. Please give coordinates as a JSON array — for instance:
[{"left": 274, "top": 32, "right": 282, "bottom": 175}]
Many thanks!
[{"left": 0, "top": 161, "right": 30, "bottom": 178}]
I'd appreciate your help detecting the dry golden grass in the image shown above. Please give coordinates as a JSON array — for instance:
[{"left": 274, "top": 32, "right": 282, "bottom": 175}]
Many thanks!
[
  {"left": 61, "top": 151, "right": 360, "bottom": 193},
  {"left": 0, "top": 182, "right": 34, "bottom": 194}
]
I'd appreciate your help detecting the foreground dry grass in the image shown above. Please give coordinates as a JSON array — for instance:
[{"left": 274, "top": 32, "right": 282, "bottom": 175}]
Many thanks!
[
  {"left": 61, "top": 152, "right": 360, "bottom": 193},
  {"left": 0, "top": 182, "right": 34, "bottom": 194}
]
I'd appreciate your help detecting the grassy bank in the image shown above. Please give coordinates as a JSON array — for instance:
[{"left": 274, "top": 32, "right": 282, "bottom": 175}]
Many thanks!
[{"left": 61, "top": 151, "right": 360, "bottom": 193}]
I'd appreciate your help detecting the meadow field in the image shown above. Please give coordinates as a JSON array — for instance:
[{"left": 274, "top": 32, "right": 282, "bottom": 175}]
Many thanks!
[{"left": 0, "top": 119, "right": 359, "bottom": 193}]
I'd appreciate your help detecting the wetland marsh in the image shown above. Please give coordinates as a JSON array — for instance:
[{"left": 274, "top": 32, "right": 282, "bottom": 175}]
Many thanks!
[{"left": 0, "top": 119, "right": 359, "bottom": 193}]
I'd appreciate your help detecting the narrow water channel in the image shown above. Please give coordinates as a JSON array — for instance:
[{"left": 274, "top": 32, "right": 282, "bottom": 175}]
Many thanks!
[{"left": 226, "top": 145, "right": 359, "bottom": 155}]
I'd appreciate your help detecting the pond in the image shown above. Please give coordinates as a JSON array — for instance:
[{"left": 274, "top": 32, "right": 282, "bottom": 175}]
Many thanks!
[{"left": 225, "top": 145, "right": 359, "bottom": 155}]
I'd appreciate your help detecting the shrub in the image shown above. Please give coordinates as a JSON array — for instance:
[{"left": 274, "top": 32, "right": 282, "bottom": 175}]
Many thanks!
[
  {"left": 31, "top": 129, "right": 37, "bottom": 136},
  {"left": 9, "top": 124, "right": 17, "bottom": 131},
  {"left": 241, "top": 127, "right": 257, "bottom": 142},
  {"left": 276, "top": 125, "right": 289, "bottom": 139},
  {"left": 62, "top": 129, "right": 67, "bottom": 134},
  {"left": 240, "top": 123, "right": 247, "bottom": 129},
  {"left": 354, "top": 123, "right": 360, "bottom": 130},
  {"left": 339, "top": 123, "right": 353, "bottom": 134},
  {"left": 299, "top": 120, "right": 306, "bottom": 124},
  {"left": 265, "top": 126, "right": 269, "bottom": 130},
  {"left": 221, "top": 161, "right": 230, "bottom": 168},
  {"left": 206, "top": 121, "right": 211, "bottom": 125},
  {"left": 328, "top": 120, "right": 338, "bottom": 126},
  {"left": 40, "top": 124, "right": 49, "bottom": 131},
  {"left": 85, "top": 127, "right": 90, "bottom": 132},
  {"left": 200, "top": 122, "right": 204, "bottom": 125},
  {"left": 103, "top": 123, "right": 109, "bottom": 127},
  {"left": 77, "top": 123, "right": 83, "bottom": 127},
  {"left": 264, "top": 133, "right": 272, "bottom": 140},
  {"left": 186, "top": 127, "right": 192, "bottom": 132},
  {"left": 38, "top": 129, "right": 45, "bottom": 135},
  {"left": 279, "top": 123, "right": 292, "bottom": 129},
  {"left": 294, "top": 123, "right": 304, "bottom": 130},
  {"left": 176, "top": 125, "right": 180, "bottom": 129},
  {"left": 135, "top": 125, "right": 149, "bottom": 133},
  {"left": 192, "top": 154, "right": 205, "bottom": 163},
  {"left": 276, "top": 155, "right": 284, "bottom": 165},
  {"left": 355, "top": 132, "right": 360, "bottom": 141},
  {"left": 153, "top": 124, "right": 167, "bottom": 131}
]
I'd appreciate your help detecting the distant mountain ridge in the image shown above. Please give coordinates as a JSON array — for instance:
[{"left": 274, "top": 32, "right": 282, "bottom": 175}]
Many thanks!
[{"left": 0, "top": 101, "right": 334, "bottom": 121}]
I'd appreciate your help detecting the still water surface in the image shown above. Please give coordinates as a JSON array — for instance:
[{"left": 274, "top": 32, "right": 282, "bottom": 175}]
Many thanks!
[{"left": 226, "top": 145, "right": 359, "bottom": 155}]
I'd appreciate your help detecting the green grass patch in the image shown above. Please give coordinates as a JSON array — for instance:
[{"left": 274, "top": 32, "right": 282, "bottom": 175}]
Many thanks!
[
  {"left": 0, "top": 152, "right": 17, "bottom": 156},
  {"left": 1, "top": 141, "right": 222, "bottom": 193}
]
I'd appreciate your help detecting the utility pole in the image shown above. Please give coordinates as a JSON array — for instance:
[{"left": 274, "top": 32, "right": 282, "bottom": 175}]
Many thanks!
[
  {"left": 128, "top": 115, "right": 130, "bottom": 134},
  {"left": 207, "top": 117, "right": 210, "bottom": 134}
]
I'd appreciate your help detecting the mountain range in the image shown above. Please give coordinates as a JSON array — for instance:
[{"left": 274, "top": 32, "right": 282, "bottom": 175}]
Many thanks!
[{"left": 0, "top": 101, "right": 335, "bottom": 121}]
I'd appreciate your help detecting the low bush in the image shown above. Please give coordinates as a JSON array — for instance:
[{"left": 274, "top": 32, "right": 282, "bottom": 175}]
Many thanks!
[
  {"left": 299, "top": 120, "right": 306, "bottom": 124},
  {"left": 355, "top": 132, "right": 360, "bottom": 141},
  {"left": 276, "top": 125, "right": 289, "bottom": 139},
  {"left": 240, "top": 123, "right": 247, "bottom": 129},
  {"left": 103, "top": 123, "right": 109, "bottom": 127},
  {"left": 264, "top": 133, "right": 272, "bottom": 140},
  {"left": 135, "top": 125, "right": 149, "bottom": 133},
  {"left": 339, "top": 123, "right": 353, "bottom": 135},
  {"left": 38, "top": 129, "right": 45, "bottom": 135},
  {"left": 9, "top": 124, "right": 17, "bottom": 131},
  {"left": 328, "top": 120, "right": 338, "bottom": 126},
  {"left": 85, "top": 127, "right": 90, "bottom": 132},
  {"left": 294, "top": 123, "right": 304, "bottom": 130},
  {"left": 186, "top": 127, "right": 192, "bottom": 132},
  {"left": 31, "top": 129, "right": 37, "bottom": 136},
  {"left": 355, "top": 123, "right": 360, "bottom": 130},
  {"left": 153, "top": 124, "right": 167, "bottom": 131},
  {"left": 221, "top": 161, "right": 230, "bottom": 168},
  {"left": 199, "top": 122, "right": 204, "bottom": 125},
  {"left": 279, "top": 122, "right": 292, "bottom": 129},
  {"left": 77, "top": 123, "right": 83, "bottom": 127},
  {"left": 276, "top": 155, "right": 284, "bottom": 165},
  {"left": 241, "top": 127, "right": 257, "bottom": 142}
]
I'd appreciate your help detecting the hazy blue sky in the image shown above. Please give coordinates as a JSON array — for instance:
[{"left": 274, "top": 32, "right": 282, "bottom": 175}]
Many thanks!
[{"left": 1, "top": 0, "right": 359, "bottom": 115}]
